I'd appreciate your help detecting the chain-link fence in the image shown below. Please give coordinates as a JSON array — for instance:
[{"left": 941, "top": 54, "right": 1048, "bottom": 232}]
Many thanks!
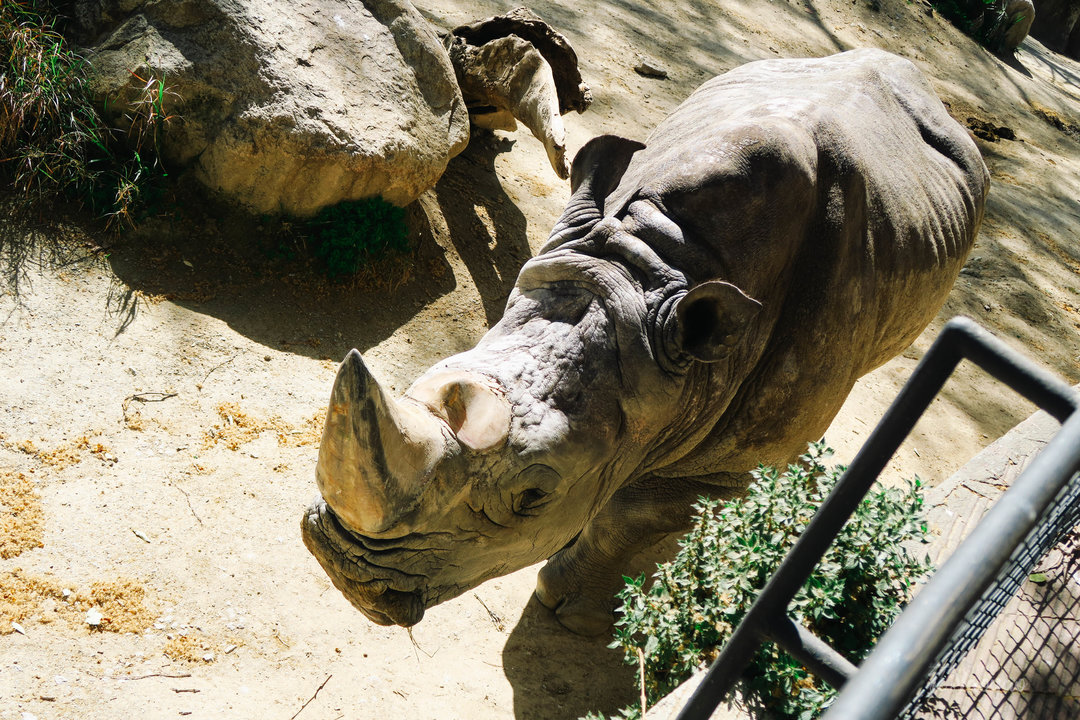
[{"left": 906, "top": 494, "right": 1080, "bottom": 720}]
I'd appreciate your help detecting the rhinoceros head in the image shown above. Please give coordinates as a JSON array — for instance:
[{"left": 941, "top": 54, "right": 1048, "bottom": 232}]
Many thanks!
[{"left": 301, "top": 136, "right": 763, "bottom": 627}]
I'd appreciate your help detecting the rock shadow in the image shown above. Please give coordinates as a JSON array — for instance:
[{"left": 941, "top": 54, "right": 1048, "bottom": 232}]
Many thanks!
[
  {"left": 103, "top": 180, "right": 457, "bottom": 361},
  {"left": 435, "top": 132, "right": 533, "bottom": 326}
]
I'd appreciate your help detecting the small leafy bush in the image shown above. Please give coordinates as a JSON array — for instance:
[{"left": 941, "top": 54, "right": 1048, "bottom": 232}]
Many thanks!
[
  {"left": 590, "top": 443, "right": 932, "bottom": 720},
  {"left": 305, "top": 197, "right": 410, "bottom": 278}
]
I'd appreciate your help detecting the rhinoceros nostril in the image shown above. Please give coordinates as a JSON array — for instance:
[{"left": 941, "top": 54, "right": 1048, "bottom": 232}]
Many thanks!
[
  {"left": 351, "top": 587, "right": 425, "bottom": 627},
  {"left": 378, "top": 588, "right": 425, "bottom": 627}
]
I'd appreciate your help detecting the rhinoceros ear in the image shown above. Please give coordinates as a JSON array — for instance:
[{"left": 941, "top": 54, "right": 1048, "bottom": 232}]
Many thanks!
[
  {"left": 543, "top": 135, "right": 645, "bottom": 252},
  {"left": 568, "top": 134, "right": 645, "bottom": 196},
  {"left": 669, "top": 281, "right": 762, "bottom": 363}
]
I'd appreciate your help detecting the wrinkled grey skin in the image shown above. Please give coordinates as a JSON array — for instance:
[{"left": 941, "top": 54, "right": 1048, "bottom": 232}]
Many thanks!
[{"left": 302, "top": 49, "right": 989, "bottom": 635}]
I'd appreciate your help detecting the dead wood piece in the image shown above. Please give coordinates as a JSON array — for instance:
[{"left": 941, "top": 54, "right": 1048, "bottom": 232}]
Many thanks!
[
  {"left": 452, "top": 7, "right": 592, "bottom": 114},
  {"left": 446, "top": 33, "right": 570, "bottom": 178}
]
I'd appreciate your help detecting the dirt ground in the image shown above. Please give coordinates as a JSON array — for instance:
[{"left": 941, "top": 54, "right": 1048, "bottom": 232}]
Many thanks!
[{"left": 2, "top": 0, "right": 1079, "bottom": 718}]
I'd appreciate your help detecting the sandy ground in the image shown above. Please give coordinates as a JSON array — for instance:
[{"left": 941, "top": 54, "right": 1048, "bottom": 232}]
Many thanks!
[{"left": 2, "top": 0, "right": 1079, "bottom": 718}]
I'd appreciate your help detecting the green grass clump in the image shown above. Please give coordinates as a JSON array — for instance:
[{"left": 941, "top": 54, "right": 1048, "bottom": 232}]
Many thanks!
[
  {"left": 587, "top": 442, "right": 933, "bottom": 720},
  {"left": 0, "top": 1, "right": 100, "bottom": 201},
  {"left": 0, "top": 1, "right": 174, "bottom": 229},
  {"left": 305, "top": 197, "right": 410, "bottom": 278}
]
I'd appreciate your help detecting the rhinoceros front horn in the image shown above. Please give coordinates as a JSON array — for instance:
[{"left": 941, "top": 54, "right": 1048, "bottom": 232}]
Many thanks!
[{"left": 316, "top": 350, "right": 451, "bottom": 535}]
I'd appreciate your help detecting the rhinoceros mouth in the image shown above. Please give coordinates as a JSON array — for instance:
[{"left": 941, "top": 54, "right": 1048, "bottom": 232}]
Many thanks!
[{"left": 301, "top": 498, "right": 427, "bottom": 627}]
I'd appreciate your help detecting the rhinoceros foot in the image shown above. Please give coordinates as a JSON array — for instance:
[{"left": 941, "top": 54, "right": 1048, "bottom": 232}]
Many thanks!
[{"left": 534, "top": 548, "right": 620, "bottom": 636}]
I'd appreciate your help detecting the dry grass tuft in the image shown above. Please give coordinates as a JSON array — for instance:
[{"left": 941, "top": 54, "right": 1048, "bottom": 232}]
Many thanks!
[
  {"left": 163, "top": 632, "right": 218, "bottom": 663},
  {"left": 204, "top": 402, "right": 269, "bottom": 450},
  {"left": 9, "top": 435, "right": 110, "bottom": 469},
  {"left": 0, "top": 569, "right": 156, "bottom": 634},
  {"left": 280, "top": 409, "right": 325, "bottom": 448},
  {"left": 86, "top": 579, "right": 155, "bottom": 633},
  {"left": 0, "top": 470, "right": 44, "bottom": 559},
  {"left": 203, "top": 403, "right": 324, "bottom": 451}
]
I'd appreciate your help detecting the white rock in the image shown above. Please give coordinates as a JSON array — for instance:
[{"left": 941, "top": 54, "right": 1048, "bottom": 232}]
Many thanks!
[{"left": 82, "top": 0, "right": 470, "bottom": 215}]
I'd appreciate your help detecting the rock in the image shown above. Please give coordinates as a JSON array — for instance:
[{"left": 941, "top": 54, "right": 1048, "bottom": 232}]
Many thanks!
[
  {"left": 450, "top": 7, "right": 592, "bottom": 115},
  {"left": 634, "top": 59, "right": 669, "bottom": 79},
  {"left": 1029, "top": 0, "right": 1080, "bottom": 58},
  {"left": 73, "top": 0, "right": 470, "bottom": 216},
  {"left": 446, "top": 33, "right": 571, "bottom": 177},
  {"left": 967, "top": 0, "right": 1035, "bottom": 53}
]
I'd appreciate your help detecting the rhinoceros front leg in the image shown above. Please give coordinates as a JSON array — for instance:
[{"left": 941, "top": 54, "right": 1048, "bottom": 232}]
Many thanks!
[{"left": 535, "top": 476, "right": 739, "bottom": 636}]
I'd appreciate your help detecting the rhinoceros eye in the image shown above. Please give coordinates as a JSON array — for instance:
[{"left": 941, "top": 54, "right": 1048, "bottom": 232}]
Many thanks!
[
  {"left": 513, "top": 488, "right": 552, "bottom": 515},
  {"left": 510, "top": 464, "right": 560, "bottom": 516}
]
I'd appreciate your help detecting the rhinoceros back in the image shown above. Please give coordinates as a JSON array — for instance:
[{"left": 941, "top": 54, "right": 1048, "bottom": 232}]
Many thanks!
[{"left": 607, "top": 49, "right": 988, "bottom": 481}]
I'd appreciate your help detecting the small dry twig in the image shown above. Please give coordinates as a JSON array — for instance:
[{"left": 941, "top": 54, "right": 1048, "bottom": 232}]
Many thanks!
[
  {"left": 473, "top": 593, "right": 505, "bottom": 631},
  {"left": 122, "top": 392, "right": 177, "bottom": 428},
  {"left": 202, "top": 354, "right": 238, "bottom": 382},
  {"left": 123, "top": 392, "right": 178, "bottom": 408},
  {"left": 126, "top": 672, "right": 192, "bottom": 681},
  {"left": 637, "top": 647, "right": 647, "bottom": 718},
  {"left": 169, "top": 480, "right": 203, "bottom": 525},
  {"left": 289, "top": 675, "right": 332, "bottom": 720}
]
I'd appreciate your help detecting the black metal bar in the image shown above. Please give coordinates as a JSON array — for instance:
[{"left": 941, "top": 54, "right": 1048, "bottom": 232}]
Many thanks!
[
  {"left": 947, "top": 319, "right": 1078, "bottom": 422},
  {"left": 820, "top": 410, "right": 1080, "bottom": 720},
  {"left": 673, "top": 317, "right": 1080, "bottom": 720},
  {"left": 767, "top": 616, "right": 857, "bottom": 689}
]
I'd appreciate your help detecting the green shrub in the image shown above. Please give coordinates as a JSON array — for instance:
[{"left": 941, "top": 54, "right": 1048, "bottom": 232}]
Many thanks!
[
  {"left": 590, "top": 442, "right": 933, "bottom": 720},
  {"left": 305, "top": 197, "right": 410, "bottom": 278}
]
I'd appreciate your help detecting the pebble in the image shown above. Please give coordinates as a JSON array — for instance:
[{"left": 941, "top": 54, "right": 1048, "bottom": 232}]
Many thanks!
[{"left": 634, "top": 60, "right": 668, "bottom": 79}]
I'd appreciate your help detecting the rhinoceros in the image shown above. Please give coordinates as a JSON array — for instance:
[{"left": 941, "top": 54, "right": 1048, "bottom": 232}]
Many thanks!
[{"left": 301, "top": 48, "right": 988, "bottom": 635}]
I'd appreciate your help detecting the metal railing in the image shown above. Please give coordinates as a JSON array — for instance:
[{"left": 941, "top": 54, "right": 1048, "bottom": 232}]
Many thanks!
[{"left": 674, "top": 316, "right": 1080, "bottom": 720}]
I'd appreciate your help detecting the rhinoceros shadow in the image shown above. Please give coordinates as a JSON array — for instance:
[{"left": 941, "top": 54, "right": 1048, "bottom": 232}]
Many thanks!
[
  {"left": 502, "top": 535, "right": 684, "bottom": 719},
  {"left": 502, "top": 595, "right": 640, "bottom": 720}
]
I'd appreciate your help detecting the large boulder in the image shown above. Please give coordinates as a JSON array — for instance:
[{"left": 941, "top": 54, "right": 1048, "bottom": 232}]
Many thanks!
[{"left": 74, "top": 0, "right": 470, "bottom": 215}]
